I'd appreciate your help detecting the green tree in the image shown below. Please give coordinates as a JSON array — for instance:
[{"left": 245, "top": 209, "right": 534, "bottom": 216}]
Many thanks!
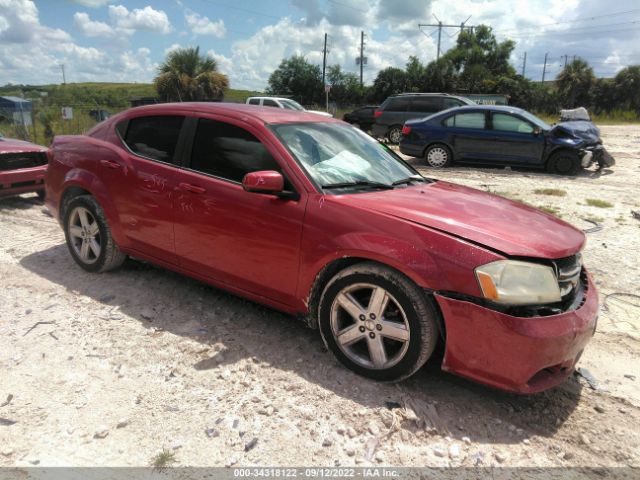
[
  {"left": 613, "top": 65, "right": 640, "bottom": 113},
  {"left": 326, "top": 64, "right": 362, "bottom": 104},
  {"left": 405, "top": 56, "right": 426, "bottom": 92},
  {"left": 422, "top": 58, "right": 458, "bottom": 92},
  {"left": 267, "top": 55, "right": 323, "bottom": 105},
  {"left": 443, "top": 25, "right": 516, "bottom": 92},
  {"left": 154, "top": 46, "right": 229, "bottom": 102},
  {"left": 556, "top": 58, "right": 595, "bottom": 108},
  {"left": 371, "top": 67, "right": 407, "bottom": 102}
]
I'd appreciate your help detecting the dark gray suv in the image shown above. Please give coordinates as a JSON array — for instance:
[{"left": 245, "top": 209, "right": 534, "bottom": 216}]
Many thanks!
[{"left": 372, "top": 93, "right": 474, "bottom": 143}]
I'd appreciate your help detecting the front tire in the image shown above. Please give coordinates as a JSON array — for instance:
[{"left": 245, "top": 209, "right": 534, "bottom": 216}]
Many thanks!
[
  {"left": 546, "top": 150, "right": 580, "bottom": 175},
  {"left": 63, "top": 195, "right": 126, "bottom": 272},
  {"left": 318, "top": 262, "right": 439, "bottom": 382},
  {"left": 424, "top": 144, "right": 452, "bottom": 168}
]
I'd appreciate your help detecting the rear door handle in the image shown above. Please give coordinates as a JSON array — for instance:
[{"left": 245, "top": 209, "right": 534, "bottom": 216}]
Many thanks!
[
  {"left": 100, "top": 160, "right": 121, "bottom": 169},
  {"left": 179, "top": 182, "right": 206, "bottom": 194}
]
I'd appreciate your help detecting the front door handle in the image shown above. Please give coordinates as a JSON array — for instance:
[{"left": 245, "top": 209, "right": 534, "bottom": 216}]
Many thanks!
[
  {"left": 100, "top": 160, "right": 121, "bottom": 169},
  {"left": 179, "top": 182, "right": 206, "bottom": 194}
]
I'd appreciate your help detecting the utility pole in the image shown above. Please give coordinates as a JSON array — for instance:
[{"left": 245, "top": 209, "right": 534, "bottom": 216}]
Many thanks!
[
  {"left": 419, "top": 15, "right": 473, "bottom": 61},
  {"left": 522, "top": 51, "right": 527, "bottom": 77},
  {"left": 60, "top": 64, "right": 66, "bottom": 85},
  {"left": 561, "top": 54, "right": 569, "bottom": 68},
  {"left": 436, "top": 21, "right": 442, "bottom": 59},
  {"left": 322, "top": 33, "right": 328, "bottom": 86},
  {"left": 359, "top": 30, "right": 365, "bottom": 88},
  {"left": 541, "top": 52, "right": 548, "bottom": 83}
]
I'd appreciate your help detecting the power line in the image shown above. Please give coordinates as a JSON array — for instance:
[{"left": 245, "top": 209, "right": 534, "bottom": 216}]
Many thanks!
[
  {"left": 419, "top": 15, "right": 474, "bottom": 60},
  {"left": 496, "top": 8, "right": 640, "bottom": 33},
  {"left": 496, "top": 19, "right": 640, "bottom": 37}
]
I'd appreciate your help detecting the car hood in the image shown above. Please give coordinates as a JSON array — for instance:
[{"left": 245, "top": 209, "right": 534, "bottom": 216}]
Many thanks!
[
  {"left": 335, "top": 181, "right": 585, "bottom": 259},
  {"left": 552, "top": 121, "right": 600, "bottom": 143},
  {"left": 0, "top": 138, "right": 47, "bottom": 153}
]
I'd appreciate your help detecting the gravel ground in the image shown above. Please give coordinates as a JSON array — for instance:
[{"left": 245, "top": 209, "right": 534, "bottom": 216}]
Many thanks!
[{"left": 0, "top": 125, "right": 638, "bottom": 468}]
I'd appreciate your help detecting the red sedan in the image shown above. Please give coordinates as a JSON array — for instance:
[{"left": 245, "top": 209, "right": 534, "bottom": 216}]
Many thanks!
[
  {"left": 0, "top": 137, "right": 48, "bottom": 200},
  {"left": 44, "top": 103, "right": 598, "bottom": 394}
]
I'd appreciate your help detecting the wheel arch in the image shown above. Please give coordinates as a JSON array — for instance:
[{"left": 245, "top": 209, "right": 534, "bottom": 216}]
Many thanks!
[
  {"left": 422, "top": 141, "right": 454, "bottom": 160},
  {"left": 544, "top": 146, "right": 579, "bottom": 167},
  {"left": 300, "top": 255, "right": 442, "bottom": 331},
  {"left": 59, "top": 170, "right": 127, "bottom": 248}
]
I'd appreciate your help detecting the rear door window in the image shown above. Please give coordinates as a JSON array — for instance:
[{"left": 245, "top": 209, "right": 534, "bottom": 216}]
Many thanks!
[
  {"left": 409, "top": 97, "right": 442, "bottom": 113},
  {"left": 263, "top": 99, "right": 279, "bottom": 107},
  {"left": 385, "top": 97, "right": 410, "bottom": 112},
  {"left": 444, "top": 112, "right": 486, "bottom": 129},
  {"left": 248, "top": 98, "right": 260, "bottom": 105},
  {"left": 189, "top": 119, "right": 281, "bottom": 183},
  {"left": 121, "top": 116, "right": 185, "bottom": 163}
]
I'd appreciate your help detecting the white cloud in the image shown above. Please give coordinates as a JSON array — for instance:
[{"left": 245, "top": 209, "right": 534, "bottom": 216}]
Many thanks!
[
  {"left": 108, "top": 5, "right": 172, "bottom": 35},
  {"left": 70, "top": 0, "right": 112, "bottom": 7},
  {"left": 164, "top": 43, "right": 182, "bottom": 55},
  {"left": 185, "top": 10, "right": 226, "bottom": 37},
  {"left": 73, "top": 12, "right": 115, "bottom": 38}
]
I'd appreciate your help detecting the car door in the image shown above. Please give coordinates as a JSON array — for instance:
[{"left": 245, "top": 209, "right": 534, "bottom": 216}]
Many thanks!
[
  {"left": 172, "top": 116, "right": 307, "bottom": 307},
  {"left": 444, "top": 111, "right": 496, "bottom": 161},
  {"left": 108, "top": 115, "right": 185, "bottom": 264},
  {"left": 489, "top": 112, "right": 546, "bottom": 165}
]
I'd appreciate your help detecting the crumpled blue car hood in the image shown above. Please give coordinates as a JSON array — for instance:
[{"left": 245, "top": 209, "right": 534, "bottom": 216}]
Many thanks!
[{"left": 552, "top": 120, "right": 601, "bottom": 143}]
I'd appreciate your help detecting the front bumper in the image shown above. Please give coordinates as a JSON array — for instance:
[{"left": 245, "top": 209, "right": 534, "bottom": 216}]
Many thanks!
[
  {"left": 0, "top": 165, "right": 46, "bottom": 198},
  {"left": 435, "top": 270, "right": 598, "bottom": 394}
]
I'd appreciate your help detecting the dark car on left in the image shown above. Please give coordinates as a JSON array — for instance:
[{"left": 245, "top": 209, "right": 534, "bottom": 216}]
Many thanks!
[
  {"left": 342, "top": 105, "right": 378, "bottom": 131},
  {"left": 0, "top": 137, "right": 48, "bottom": 200},
  {"left": 400, "top": 105, "right": 605, "bottom": 175}
]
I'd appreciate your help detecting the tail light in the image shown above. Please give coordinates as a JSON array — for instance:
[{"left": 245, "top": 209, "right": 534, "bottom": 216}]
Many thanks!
[
  {"left": 374, "top": 110, "right": 383, "bottom": 118},
  {"left": 401, "top": 125, "right": 412, "bottom": 136}
]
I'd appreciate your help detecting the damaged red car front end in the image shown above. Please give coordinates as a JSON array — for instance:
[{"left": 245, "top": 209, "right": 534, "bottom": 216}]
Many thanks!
[{"left": 0, "top": 138, "right": 48, "bottom": 199}]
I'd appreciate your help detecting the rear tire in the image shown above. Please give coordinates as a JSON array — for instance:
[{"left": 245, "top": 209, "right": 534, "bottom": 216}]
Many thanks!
[
  {"left": 546, "top": 150, "right": 580, "bottom": 175},
  {"left": 424, "top": 144, "right": 452, "bottom": 168},
  {"left": 318, "top": 262, "right": 439, "bottom": 382},
  {"left": 63, "top": 195, "right": 126, "bottom": 273},
  {"left": 388, "top": 126, "right": 402, "bottom": 144}
]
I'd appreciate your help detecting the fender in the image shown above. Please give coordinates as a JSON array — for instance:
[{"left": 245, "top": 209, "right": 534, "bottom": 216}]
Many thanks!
[
  {"left": 296, "top": 228, "right": 502, "bottom": 314},
  {"left": 61, "top": 169, "right": 130, "bottom": 249}
]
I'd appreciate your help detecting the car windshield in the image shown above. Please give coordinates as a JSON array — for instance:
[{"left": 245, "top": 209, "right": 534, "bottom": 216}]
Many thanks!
[
  {"left": 271, "top": 122, "right": 419, "bottom": 191},
  {"left": 518, "top": 110, "right": 552, "bottom": 131},
  {"left": 279, "top": 99, "right": 305, "bottom": 111}
]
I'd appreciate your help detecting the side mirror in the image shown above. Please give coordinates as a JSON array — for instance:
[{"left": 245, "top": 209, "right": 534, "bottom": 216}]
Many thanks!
[
  {"left": 242, "top": 170, "right": 284, "bottom": 195},
  {"left": 533, "top": 127, "right": 541, "bottom": 136}
]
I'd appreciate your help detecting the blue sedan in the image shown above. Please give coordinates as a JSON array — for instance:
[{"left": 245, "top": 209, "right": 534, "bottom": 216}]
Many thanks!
[{"left": 399, "top": 105, "right": 604, "bottom": 175}]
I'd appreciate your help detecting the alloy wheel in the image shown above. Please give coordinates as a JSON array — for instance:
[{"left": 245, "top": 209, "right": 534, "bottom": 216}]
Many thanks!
[
  {"left": 330, "top": 283, "right": 410, "bottom": 370},
  {"left": 68, "top": 206, "right": 101, "bottom": 264}
]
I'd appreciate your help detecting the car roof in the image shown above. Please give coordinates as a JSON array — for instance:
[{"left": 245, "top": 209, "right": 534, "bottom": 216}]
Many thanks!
[
  {"left": 116, "top": 102, "right": 338, "bottom": 125},
  {"left": 452, "top": 105, "right": 525, "bottom": 113}
]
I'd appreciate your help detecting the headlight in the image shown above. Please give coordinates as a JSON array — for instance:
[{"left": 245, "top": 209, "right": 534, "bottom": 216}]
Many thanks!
[{"left": 475, "top": 260, "right": 561, "bottom": 305}]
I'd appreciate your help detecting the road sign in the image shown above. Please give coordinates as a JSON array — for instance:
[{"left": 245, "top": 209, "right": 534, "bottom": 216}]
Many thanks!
[
  {"left": 324, "top": 84, "right": 331, "bottom": 93},
  {"left": 61, "top": 107, "right": 73, "bottom": 120}
]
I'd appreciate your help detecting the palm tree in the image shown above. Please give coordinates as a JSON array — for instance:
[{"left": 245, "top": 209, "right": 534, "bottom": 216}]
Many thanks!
[
  {"left": 154, "top": 46, "right": 229, "bottom": 102},
  {"left": 556, "top": 58, "right": 595, "bottom": 108}
]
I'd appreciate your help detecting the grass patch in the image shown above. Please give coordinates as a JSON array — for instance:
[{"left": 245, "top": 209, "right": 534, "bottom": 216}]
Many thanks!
[
  {"left": 492, "top": 191, "right": 520, "bottom": 200},
  {"left": 585, "top": 198, "right": 614, "bottom": 208},
  {"left": 151, "top": 449, "right": 176, "bottom": 470},
  {"left": 538, "top": 205, "right": 562, "bottom": 217},
  {"left": 534, "top": 188, "right": 567, "bottom": 197}
]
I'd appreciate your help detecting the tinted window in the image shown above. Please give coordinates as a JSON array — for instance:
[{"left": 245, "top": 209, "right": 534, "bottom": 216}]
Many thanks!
[
  {"left": 444, "top": 112, "right": 486, "bottom": 129},
  {"left": 123, "top": 116, "right": 184, "bottom": 163},
  {"left": 385, "top": 97, "right": 410, "bottom": 112},
  {"left": 263, "top": 99, "right": 279, "bottom": 107},
  {"left": 248, "top": 98, "right": 260, "bottom": 105},
  {"left": 443, "top": 98, "right": 464, "bottom": 109},
  {"left": 492, "top": 113, "right": 534, "bottom": 133},
  {"left": 190, "top": 119, "right": 281, "bottom": 183},
  {"left": 409, "top": 97, "right": 442, "bottom": 113}
]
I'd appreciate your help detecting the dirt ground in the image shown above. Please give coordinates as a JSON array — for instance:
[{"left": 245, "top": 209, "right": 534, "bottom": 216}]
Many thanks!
[{"left": 0, "top": 125, "right": 639, "bottom": 469}]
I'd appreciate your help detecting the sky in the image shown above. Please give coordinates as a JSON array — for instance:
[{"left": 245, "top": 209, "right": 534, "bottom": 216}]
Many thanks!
[{"left": 1, "top": 0, "right": 639, "bottom": 90}]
